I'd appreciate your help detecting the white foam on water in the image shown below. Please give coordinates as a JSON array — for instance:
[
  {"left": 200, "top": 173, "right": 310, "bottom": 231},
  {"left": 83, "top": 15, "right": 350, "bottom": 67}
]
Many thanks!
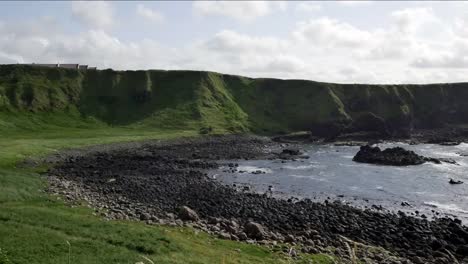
[
  {"left": 413, "top": 191, "right": 446, "bottom": 198},
  {"left": 430, "top": 151, "right": 460, "bottom": 158},
  {"left": 423, "top": 201, "right": 468, "bottom": 214},
  {"left": 455, "top": 143, "right": 468, "bottom": 151},
  {"left": 339, "top": 163, "right": 361, "bottom": 167},
  {"left": 290, "top": 174, "right": 328, "bottom": 181},
  {"left": 427, "top": 162, "right": 460, "bottom": 173},
  {"left": 237, "top": 166, "right": 272, "bottom": 173},
  {"left": 282, "top": 164, "right": 324, "bottom": 170}
]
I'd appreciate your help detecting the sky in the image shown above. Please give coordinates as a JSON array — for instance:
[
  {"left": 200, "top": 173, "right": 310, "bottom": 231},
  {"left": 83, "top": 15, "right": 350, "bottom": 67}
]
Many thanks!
[{"left": 1, "top": 1, "right": 468, "bottom": 84}]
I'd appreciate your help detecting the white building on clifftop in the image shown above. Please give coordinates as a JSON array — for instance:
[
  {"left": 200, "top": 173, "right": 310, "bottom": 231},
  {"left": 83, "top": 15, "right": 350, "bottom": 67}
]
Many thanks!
[{"left": 23, "top": 63, "right": 96, "bottom": 70}]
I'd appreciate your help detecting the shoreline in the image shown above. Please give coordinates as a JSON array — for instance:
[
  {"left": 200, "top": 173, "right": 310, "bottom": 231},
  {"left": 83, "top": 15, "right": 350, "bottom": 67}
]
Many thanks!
[{"left": 46, "top": 135, "right": 468, "bottom": 264}]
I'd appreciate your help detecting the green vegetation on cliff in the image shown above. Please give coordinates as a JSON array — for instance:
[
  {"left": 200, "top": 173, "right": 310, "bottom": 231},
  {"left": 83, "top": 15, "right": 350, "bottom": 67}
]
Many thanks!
[{"left": 2, "top": 64, "right": 467, "bottom": 137}]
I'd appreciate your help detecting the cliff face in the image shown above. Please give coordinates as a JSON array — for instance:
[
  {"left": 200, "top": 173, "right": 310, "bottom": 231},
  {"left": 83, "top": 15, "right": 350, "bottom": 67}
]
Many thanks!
[{"left": 0, "top": 64, "right": 467, "bottom": 135}]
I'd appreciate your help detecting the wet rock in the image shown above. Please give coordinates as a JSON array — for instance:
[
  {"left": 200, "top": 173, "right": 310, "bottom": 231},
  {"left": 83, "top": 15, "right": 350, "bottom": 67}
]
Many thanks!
[
  {"left": 449, "top": 179, "right": 463, "bottom": 185},
  {"left": 439, "top": 158, "right": 458, "bottom": 165},
  {"left": 281, "top": 149, "right": 301, "bottom": 156},
  {"left": 353, "top": 145, "right": 441, "bottom": 166}
]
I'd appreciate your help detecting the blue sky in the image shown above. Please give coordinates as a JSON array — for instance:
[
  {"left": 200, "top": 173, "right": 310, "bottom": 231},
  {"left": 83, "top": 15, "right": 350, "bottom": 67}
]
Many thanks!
[{"left": 1, "top": 1, "right": 468, "bottom": 84}]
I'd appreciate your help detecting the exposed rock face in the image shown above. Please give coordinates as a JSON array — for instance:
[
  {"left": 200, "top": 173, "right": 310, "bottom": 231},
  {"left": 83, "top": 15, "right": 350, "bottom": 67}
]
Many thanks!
[
  {"left": 351, "top": 112, "right": 389, "bottom": 136},
  {"left": 353, "top": 145, "right": 441, "bottom": 166},
  {"left": 5, "top": 64, "right": 468, "bottom": 138}
]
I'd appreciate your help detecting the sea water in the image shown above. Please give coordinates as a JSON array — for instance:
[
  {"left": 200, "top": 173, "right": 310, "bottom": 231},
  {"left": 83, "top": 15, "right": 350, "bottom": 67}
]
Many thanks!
[{"left": 213, "top": 142, "right": 468, "bottom": 222}]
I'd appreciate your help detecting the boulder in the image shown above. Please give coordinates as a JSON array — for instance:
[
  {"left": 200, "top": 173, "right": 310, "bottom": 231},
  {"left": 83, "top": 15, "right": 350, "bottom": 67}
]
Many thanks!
[
  {"left": 352, "top": 145, "right": 441, "bottom": 166},
  {"left": 449, "top": 179, "right": 463, "bottom": 185},
  {"left": 281, "top": 149, "right": 301, "bottom": 156},
  {"left": 178, "top": 206, "right": 199, "bottom": 221},
  {"left": 237, "top": 232, "right": 248, "bottom": 241},
  {"left": 244, "top": 222, "right": 266, "bottom": 240},
  {"left": 284, "top": 234, "right": 296, "bottom": 243}
]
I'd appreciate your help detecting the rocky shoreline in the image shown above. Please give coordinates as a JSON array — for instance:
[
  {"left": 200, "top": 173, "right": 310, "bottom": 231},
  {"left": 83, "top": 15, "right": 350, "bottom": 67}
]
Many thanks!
[
  {"left": 273, "top": 127, "right": 468, "bottom": 146},
  {"left": 46, "top": 135, "right": 468, "bottom": 264}
]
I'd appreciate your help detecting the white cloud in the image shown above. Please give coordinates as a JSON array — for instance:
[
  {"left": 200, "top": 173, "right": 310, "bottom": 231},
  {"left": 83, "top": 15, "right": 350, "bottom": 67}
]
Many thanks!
[
  {"left": 0, "top": 51, "right": 24, "bottom": 64},
  {"left": 296, "top": 2, "right": 322, "bottom": 13},
  {"left": 241, "top": 55, "right": 305, "bottom": 73},
  {"left": 390, "top": 7, "right": 437, "bottom": 34},
  {"left": 411, "top": 53, "right": 468, "bottom": 68},
  {"left": 337, "top": 1, "right": 373, "bottom": 6},
  {"left": 192, "top": 1, "right": 287, "bottom": 22},
  {"left": 202, "top": 30, "right": 287, "bottom": 54},
  {"left": 454, "top": 16, "right": 468, "bottom": 38},
  {"left": 2, "top": 3, "right": 468, "bottom": 84},
  {"left": 293, "top": 17, "right": 373, "bottom": 48},
  {"left": 72, "top": 1, "right": 114, "bottom": 29},
  {"left": 136, "top": 4, "right": 165, "bottom": 24}
]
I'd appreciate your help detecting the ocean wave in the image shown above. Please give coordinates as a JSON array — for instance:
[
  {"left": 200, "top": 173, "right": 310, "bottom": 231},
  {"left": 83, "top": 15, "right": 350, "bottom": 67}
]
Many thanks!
[
  {"left": 455, "top": 143, "right": 468, "bottom": 151},
  {"left": 430, "top": 151, "right": 460, "bottom": 158},
  {"left": 290, "top": 174, "right": 328, "bottom": 181},
  {"left": 427, "top": 162, "right": 461, "bottom": 173},
  {"left": 423, "top": 201, "right": 468, "bottom": 214},
  {"left": 282, "top": 164, "right": 324, "bottom": 170},
  {"left": 237, "top": 166, "right": 272, "bottom": 173}
]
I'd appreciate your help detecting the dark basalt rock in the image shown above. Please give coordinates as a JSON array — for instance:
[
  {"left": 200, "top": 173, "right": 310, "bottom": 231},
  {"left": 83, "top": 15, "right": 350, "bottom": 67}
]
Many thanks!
[
  {"left": 351, "top": 112, "right": 389, "bottom": 136},
  {"left": 278, "top": 148, "right": 309, "bottom": 160},
  {"left": 281, "top": 149, "right": 301, "bottom": 156},
  {"left": 353, "top": 145, "right": 447, "bottom": 166},
  {"left": 178, "top": 206, "right": 200, "bottom": 221},
  {"left": 47, "top": 135, "right": 468, "bottom": 264},
  {"left": 272, "top": 132, "right": 319, "bottom": 143},
  {"left": 244, "top": 222, "right": 267, "bottom": 240},
  {"left": 449, "top": 179, "right": 463, "bottom": 185}
]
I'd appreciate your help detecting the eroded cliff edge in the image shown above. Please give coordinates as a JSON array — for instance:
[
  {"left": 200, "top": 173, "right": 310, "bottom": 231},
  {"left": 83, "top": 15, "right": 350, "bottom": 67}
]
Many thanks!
[{"left": 1, "top": 64, "right": 467, "bottom": 137}]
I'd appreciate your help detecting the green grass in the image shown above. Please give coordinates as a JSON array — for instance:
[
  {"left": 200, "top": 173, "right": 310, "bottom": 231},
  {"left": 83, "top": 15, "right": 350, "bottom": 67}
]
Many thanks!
[{"left": 0, "top": 116, "right": 335, "bottom": 263}]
